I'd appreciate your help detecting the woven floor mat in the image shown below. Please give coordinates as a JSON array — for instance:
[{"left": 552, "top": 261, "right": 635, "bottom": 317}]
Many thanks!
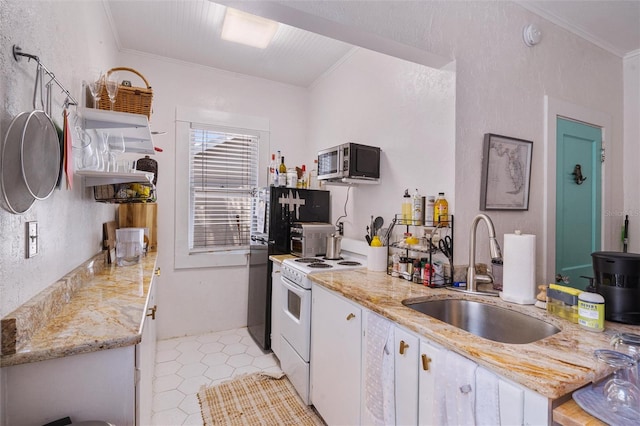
[{"left": 197, "top": 372, "right": 325, "bottom": 425}]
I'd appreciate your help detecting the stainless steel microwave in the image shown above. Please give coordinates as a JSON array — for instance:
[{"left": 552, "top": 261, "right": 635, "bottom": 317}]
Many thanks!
[{"left": 317, "top": 143, "right": 380, "bottom": 182}]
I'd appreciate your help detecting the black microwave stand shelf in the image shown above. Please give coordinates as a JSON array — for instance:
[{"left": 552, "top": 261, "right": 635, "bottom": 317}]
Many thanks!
[{"left": 386, "top": 215, "right": 454, "bottom": 287}]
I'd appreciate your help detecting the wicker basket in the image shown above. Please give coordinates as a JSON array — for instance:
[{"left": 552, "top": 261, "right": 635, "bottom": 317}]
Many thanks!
[{"left": 98, "top": 67, "right": 153, "bottom": 119}]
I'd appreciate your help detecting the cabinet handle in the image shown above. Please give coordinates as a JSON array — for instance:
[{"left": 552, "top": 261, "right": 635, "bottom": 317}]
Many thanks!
[
  {"left": 399, "top": 340, "right": 409, "bottom": 355},
  {"left": 346, "top": 313, "right": 356, "bottom": 321},
  {"left": 421, "top": 354, "right": 432, "bottom": 371},
  {"left": 146, "top": 304, "right": 157, "bottom": 320},
  {"left": 155, "top": 267, "right": 161, "bottom": 276}
]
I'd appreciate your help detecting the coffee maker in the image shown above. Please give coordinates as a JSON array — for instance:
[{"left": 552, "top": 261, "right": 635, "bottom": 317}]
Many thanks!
[{"left": 591, "top": 251, "right": 640, "bottom": 325}]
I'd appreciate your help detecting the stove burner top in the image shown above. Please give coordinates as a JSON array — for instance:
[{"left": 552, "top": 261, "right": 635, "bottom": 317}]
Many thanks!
[
  {"left": 307, "top": 263, "right": 333, "bottom": 269},
  {"left": 295, "top": 257, "right": 325, "bottom": 264},
  {"left": 337, "top": 261, "right": 362, "bottom": 266}
]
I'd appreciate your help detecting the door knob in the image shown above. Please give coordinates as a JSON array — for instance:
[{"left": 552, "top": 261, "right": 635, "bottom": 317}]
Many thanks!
[
  {"left": 572, "top": 164, "right": 587, "bottom": 185},
  {"left": 399, "top": 340, "right": 409, "bottom": 355},
  {"left": 346, "top": 313, "right": 355, "bottom": 321}
]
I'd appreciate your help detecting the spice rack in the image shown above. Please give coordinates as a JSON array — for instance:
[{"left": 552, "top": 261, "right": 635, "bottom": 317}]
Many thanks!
[{"left": 386, "top": 215, "right": 454, "bottom": 287}]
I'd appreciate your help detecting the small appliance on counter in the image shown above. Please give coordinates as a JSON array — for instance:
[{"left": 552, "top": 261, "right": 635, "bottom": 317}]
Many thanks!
[
  {"left": 115, "top": 227, "right": 145, "bottom": 266},
  {"left": 290, "top": 222, "right": 336, "bottom": 258},
  {"left": 591, "top": 251, "right": 640, "bottom": 325}
]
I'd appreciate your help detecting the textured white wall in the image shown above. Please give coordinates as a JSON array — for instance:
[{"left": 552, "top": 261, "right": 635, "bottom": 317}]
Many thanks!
[
  {"left": 0, "top": 1, "right": 119, "bottom": 318},
  {"left": 307, "top": 48, "right": 455, "bottom": 237},
  {"left": 277, "top": 0, "right": 625, "bottom": 281},
  {"left": 0, "top": 0, "right": 630, "bottom": 342},
  {"left": 623, "top": 54, "right": 640, "bottom": 253},
  {"left": 115, "top": 51, "right": 310, "bottom": 339}
]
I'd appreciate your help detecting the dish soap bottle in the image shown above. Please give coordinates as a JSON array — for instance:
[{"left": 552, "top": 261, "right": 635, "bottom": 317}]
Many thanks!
[
  {"left": 578, "top": 290, "right": 605, "bottom": 332},
  {"left": 434, "top": 192, "right": 449, "bottom": 225},
  {"left": 402, "top": 189, "right": 412, "bottom": 222}
]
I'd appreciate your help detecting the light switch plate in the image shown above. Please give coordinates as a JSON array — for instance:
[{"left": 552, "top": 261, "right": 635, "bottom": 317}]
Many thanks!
[{"left": 27, "top": 221, "right": 38, "bottom": 258}]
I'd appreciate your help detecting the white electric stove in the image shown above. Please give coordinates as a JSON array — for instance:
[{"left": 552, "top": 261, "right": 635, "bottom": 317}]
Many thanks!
[{"left": 278, "top": 254, "right": 365, "bottom": 404}]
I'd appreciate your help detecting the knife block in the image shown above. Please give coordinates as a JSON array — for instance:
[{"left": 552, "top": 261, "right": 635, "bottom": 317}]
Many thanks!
[{"left": 118, "top": 203, "right": 158, "bottom": 252}]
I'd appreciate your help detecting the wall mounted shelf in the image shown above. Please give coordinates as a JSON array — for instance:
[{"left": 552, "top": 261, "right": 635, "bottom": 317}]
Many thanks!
[
  {"left": 79, "top": 107, "right": 155, "bottom": 155},
  {"left": 76, "top": 170, "right": 154, "bottom": 187},
  {"left": 321, "top": 178, "right": 380, "bottom": 186}
]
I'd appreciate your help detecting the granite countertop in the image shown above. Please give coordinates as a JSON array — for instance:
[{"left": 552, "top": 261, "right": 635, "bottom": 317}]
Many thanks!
[
  {"left": 270, "top": 254, "right": 296, "bottom": 264},
  {"left": 308, "top": 268, "right": 640, "bottom": 400},
  {"left": 1, "top": 252, "right": 158, "bottom": 368}
]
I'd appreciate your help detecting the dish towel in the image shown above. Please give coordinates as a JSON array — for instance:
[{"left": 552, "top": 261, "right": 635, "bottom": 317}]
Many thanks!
[
  {"left": 363, "top": 312, "right": 395, "bottom": 425},
  {"left": 445, "top": 351, "right": 478, "bottom": 426},
  {"left": 475, "top": 367, "right": 500, "bottom": 425}
]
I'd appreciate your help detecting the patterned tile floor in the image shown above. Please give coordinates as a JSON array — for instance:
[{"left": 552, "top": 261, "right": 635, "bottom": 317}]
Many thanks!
[{"left": 151, "top": 327, "right": 282, "bottom": 425}]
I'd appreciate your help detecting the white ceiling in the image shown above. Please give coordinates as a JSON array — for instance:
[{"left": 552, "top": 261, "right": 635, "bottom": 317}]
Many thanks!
[
  {"left": 104, "top": 1, "right": 640, "bottom": 88},
  {"left": 104, "top": 0, "right": 354, "bottom": 87}
]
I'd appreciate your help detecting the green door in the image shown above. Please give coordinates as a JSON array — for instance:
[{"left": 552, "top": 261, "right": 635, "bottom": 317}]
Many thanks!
[{"left": 556, "top": 118, "right": 602, "bottom": 290}]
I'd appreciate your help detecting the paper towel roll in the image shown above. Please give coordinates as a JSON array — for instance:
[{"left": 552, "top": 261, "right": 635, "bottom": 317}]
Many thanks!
[{"left": 500, "top": 232, "right": 537, "bottom": 304}]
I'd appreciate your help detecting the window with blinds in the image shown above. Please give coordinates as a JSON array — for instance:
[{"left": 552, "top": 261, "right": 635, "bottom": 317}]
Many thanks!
[{"left": 189, "top": 127, "right": 258, "bottom": 252}]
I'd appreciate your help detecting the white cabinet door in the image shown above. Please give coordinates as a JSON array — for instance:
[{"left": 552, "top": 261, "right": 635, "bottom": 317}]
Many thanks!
[
  {"left": 271, "top": 262, "right": 282, "bottom": 359},
  {"left": 394, "top": 326, "right": 420, "bottom": 426},
  {"left": 310, "top": 284, "right": 362, "bottom": 426},
  {"left": 136, "top": 271, "right": 158, "bottom": 426},
  {"left": 418, "top": 338, "right": 445, "bottom": 426},
  {"left": 5, "top": 346, "right": 136, "bottom": 426}
]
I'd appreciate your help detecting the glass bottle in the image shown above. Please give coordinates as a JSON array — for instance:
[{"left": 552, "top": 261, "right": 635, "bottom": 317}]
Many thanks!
[
  {"left": 434, "top": 192, "right": 449, "bottom": 226},
  {"left": 308, "top": 159, "right": 318, "bottom": 189},
  {"left": 402, "top": 189, "right": 412, "bottom": 222},
  {"left": 278, "top": 156, "right": 287, "bottom": 186},
  {"left": 268, "top": 153, "right": 277, "bottom": 186},
  {"left": 298, "top": 164, "right": 306, "bottom": 188}
]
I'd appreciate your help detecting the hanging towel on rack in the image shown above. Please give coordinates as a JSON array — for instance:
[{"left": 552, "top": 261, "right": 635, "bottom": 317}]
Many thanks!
[
  {"left": 475, "top": 367, "right": 500, "bottom": 425},
  {"left": 445, "top": 351, "right": 477, "bottom": 426},
  {"left": 363, "top": 312, "right": 395, "bottom": 425},
  {"left": 63, "top": 109, "right": 73, "bottom": 190}
]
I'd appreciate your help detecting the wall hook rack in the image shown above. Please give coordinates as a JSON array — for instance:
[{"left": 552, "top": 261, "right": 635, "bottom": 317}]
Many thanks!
[{"left": 12, "top": 45, "right": 78, "bottom": 107}]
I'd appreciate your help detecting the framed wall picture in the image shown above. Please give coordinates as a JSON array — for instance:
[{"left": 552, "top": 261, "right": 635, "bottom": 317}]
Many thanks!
[{"left": 480, "top": 133, "right": 533, "bottom": 211}]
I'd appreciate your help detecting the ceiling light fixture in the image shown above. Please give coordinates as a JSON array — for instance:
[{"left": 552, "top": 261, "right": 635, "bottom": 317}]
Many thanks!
[{"left": 221, "top": 8, "right": 279, "bottom": 49}]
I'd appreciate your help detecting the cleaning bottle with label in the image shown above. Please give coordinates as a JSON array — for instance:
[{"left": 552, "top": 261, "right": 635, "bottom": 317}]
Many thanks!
[
  {"left": 578, "top": 290, "right": 605, "bottom": 332},
  {"left": 412, "top": 188, "right": 423, "bottom": 225}
]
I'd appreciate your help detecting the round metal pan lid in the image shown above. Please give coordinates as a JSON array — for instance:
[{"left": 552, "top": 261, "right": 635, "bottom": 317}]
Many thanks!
[{"left": 1, "top": 112, "right": 36, "bottom": 214}]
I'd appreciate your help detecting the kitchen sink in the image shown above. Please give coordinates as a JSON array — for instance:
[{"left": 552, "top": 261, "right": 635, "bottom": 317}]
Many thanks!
[{"left": 402, "top": 298, "right": 560, "bottom": 344}]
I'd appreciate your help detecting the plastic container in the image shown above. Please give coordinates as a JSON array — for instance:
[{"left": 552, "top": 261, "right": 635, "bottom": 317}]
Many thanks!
[
  {"left": 434, "top": 192, "right": 448, "bottom": 225},
  {"left": 115, "top": 227, "right": 145, "bottom": 266},
  {"left": 412, "top": 189, "right": 422, "bottom": 225},
  {"left": 546, "top": 285, "right": 580, "bottom": 323},
  {"left": 578, "top": 291, "right": 605, "bottom": 332}
]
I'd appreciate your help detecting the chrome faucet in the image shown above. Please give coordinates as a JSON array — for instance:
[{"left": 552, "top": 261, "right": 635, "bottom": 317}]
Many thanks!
[{"left": 451, "top": 213, "right": 502, "bottom": 296}]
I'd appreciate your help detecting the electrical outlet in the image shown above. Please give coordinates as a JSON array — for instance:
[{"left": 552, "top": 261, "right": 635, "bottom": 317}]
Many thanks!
[{"left": 26, "top": 221, "right": 38, "bottom": 258}]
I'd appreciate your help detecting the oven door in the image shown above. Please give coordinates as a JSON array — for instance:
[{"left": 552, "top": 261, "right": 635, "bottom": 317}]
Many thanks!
[{"left": 280, "top": 275, "right": 312, "bottom": 362}]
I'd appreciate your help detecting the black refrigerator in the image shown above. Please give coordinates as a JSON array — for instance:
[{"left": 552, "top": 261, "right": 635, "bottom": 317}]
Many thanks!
[{"left": 248, "top": 186, "right": 331, "bottom": 350}]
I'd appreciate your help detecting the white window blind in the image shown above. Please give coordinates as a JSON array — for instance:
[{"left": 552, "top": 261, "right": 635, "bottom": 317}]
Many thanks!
[{"left": 189, "top": 127, "right": 258, "bottom": 252}]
